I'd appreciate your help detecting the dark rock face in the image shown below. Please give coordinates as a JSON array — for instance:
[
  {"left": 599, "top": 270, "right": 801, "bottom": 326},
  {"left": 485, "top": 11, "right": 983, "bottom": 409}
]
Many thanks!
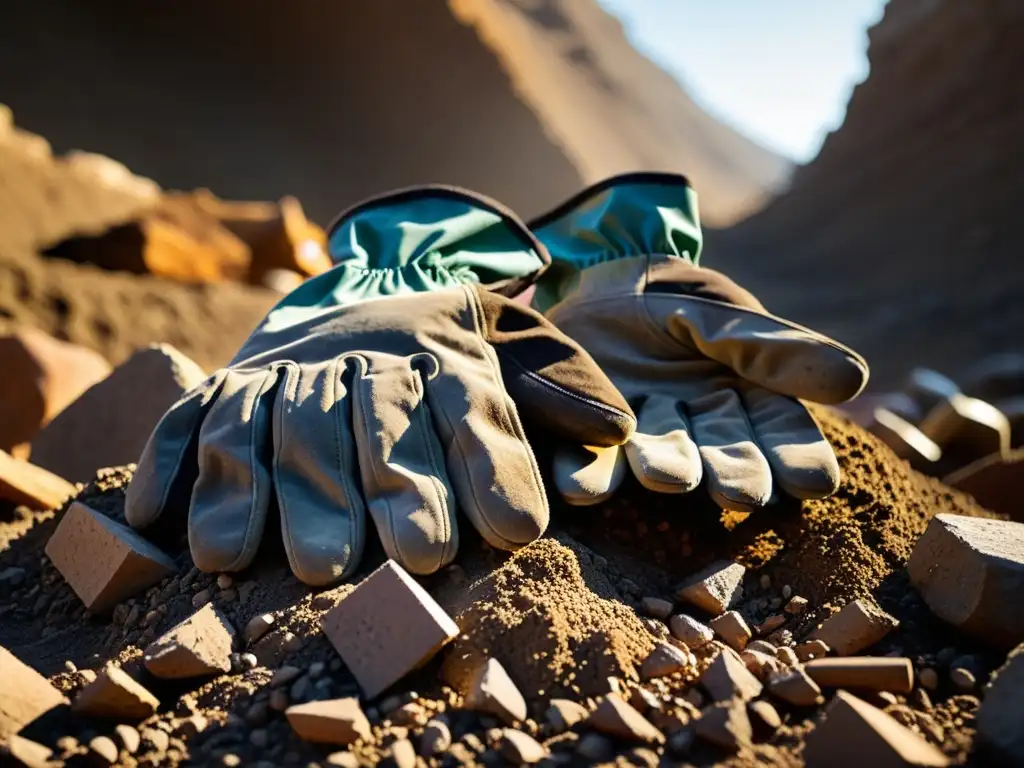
[
  {"left": 0, "top": 0, "right": 582, "bottom": 224},
  {"left": 0, "top": 0, "right": 786, "bottom": 226},
  {"left": 712, "top": 0, "right": 1024, "bottom": 387}
]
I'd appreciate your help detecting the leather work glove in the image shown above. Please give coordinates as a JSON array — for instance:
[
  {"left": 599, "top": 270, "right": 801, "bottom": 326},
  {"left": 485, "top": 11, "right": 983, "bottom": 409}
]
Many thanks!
[
  {"left": 125, "top": 186, "right": 635, "bottom": 586},
  {"left": 530, "top": 173, "right": 869, "bottom": 511}
]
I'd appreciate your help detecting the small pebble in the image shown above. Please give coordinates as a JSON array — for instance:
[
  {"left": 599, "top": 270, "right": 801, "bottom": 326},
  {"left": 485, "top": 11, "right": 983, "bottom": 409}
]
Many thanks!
[
  {"left": 192, "top": 589, "right": 212, "bottom": 608},
  {"left": 114, "top": 724, "right": 141, "bottom": 754},
  {"left": 950, "top": 667, "right": 976, "bottom": 691},
  {"left": 782, "top": 585, "right": 792, "bottom": 599},
  {"left": 269, "top": 689, "right": 289, "bottom": 711},
  {"left": 89, "top": 736, "right": 119, "bottom": 764},
  {"left": 308, "top": 662, "right": 325, "bottom": 679},
  {"left": 784, "top": 596, "right": 809, "bottom": 615},
  {"left": 919, "top": 668, "right": 939, "bottom": 691},
  {"left": 250, "top": 729, "right": 268, "bottom": 749},
  {"left": 245, "top": 702, "right": 269, "bottom": 726},
  {"left": 936, "top": 647, "right": 958, "bottom": 667},
  {"left": 64, "top": 660, "right": 78, "bottom": 674},
  {"left": 642, "top": 597, "right": 673, "bottom": 620},
  {"left": 419, "top": 719, "right": 453, "bottom": 756},
  {"left": 271, "top": 666, "right": 303, "bottom": 687},
  {"left": 221, "top": 755, "right": 242, "bottom": 767},
  {"left": 379, "top": 695, "right": 403, "bottom": 715},
  {"left": 217, "top": 574, "right": 233, "bottom": 589},
  {"left": 575, "top": 733, "right": 615, "bottom": 762},
  {"left": 667, "top": 727, "right": 695, "bottom": 757},
  {"left": 759, "top": 574, "right": 771, "bottom": 590},
  {"left": 142, "top": 728, "right": 169, "bottom": 752},
  {"left": 290, "top": 676, "right": 311, "bottom": 702},
  {"left": 326, "top": 752, "right": 359, "bottom": 768},
  {"left": 389, "top": 738, "right": 416, "bottom": 768}
]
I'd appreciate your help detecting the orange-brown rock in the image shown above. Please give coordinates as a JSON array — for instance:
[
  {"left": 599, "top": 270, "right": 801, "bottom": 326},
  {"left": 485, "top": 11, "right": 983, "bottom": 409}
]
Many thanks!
[
  {"left": 47, "top": 198, "right": 251, "bottom": 284},
  {"left": 185, "top": 190, "right": 332, "bottom": 284},
  {"left": 0, "top": 449, "right": 76, "bottom": 510},
  {"left": 0, "top": 327, "right": 111, "bottom": 455}
]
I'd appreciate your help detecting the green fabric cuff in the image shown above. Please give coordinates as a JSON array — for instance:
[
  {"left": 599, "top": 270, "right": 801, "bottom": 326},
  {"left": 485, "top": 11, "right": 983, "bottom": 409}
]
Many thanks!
[
  {"left": 260, "top": 185, "right": 550, "bottom": 332},
  {"left": 528, "top": 173, "right": 703, "bottom": 313}
]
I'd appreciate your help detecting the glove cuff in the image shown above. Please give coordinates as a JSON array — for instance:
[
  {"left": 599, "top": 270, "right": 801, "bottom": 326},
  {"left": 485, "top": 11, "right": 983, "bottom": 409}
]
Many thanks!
[
  {"left": 528, "top": 173, "right": 702, "bottom": 313},
  {"left": 259, "top": 186, "right": 552, "bottom": 332},
  {"left": 323, "top": 185, "right": 551, "bottom": 300}
]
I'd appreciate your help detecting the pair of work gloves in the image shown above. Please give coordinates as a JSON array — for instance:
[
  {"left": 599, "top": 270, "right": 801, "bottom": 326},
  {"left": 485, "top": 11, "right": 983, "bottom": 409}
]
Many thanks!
[{"left": 125, "top": 174, "right": 869, "bottom": 586}]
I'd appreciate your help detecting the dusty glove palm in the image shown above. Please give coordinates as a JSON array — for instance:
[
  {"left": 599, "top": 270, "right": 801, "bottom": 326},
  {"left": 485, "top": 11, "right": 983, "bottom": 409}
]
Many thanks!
[
  {"left": 126, "top": 188, "right": 634, "bottom": 585},
  {"left": 532, "top": 174, "right": 869, "bottom": 511}
]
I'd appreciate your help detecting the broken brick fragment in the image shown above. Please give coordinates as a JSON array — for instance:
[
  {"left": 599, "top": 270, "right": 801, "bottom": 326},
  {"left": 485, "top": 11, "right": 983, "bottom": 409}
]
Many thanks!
[
  {"left": 908, "top": 514, "right": 1024, "bottom": 649},
  {"left": 45, "top": 501, "right": 176, "bottom": 613},
  {"left": 803, "top": 690, "right": 949, "bottom": 767},
  {"left": 0, "top": 645, "right": 67, "bottom": 740},
  {"left": 813, "top": 598, "right": 898, "bottom": 656},
  {"left": 143, "top": 603, "right": 235, "bottom": 679},
  {"left": 321, "top": 559, "right": 458, "bottom": 698}
]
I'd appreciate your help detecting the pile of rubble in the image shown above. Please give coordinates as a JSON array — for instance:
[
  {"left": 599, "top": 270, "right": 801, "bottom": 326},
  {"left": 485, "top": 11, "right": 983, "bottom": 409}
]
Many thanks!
[
  {"left": 842, "top": 355, "right": 1024, "bottom": 522},
  {"left": 0, "top": 347, "right": 1021, "bottom": 766}
]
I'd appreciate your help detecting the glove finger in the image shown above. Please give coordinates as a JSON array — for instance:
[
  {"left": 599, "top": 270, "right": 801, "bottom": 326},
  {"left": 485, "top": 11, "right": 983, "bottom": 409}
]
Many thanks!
[
  {"left": 272, "top": 360, "right": 367, "bottom": 586},
  {"left": 427, "top": 353, "right": 548, "bottom": 551},
  {"left": 742, "top": 387, "right": 841, "bottom": 499},
  {"left": 187, "top": 368, "right": 279, "bottom": 574},
  {"left": 552, "top": 444, "right": 629, "bottom": 506},
  {"left": 623, "top": 394, "right": 702, "bottom": 494},
  {"left": 661, "top": 285, "right": 868, "bottom": 405},
  {"left": 126, "top": 370, "right": 227, "bottom": 532},
  {"left": 687, "top": 388, "right": 773, "bottom": 512},
  {"left": 472, "top": 287, "right": 635, "bottom": 447},
  {"left": 352, "top": 353, "right": 458, "bottom": 576}
]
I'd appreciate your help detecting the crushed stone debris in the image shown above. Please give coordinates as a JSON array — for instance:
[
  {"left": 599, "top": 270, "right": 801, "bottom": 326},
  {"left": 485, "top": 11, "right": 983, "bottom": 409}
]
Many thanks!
[
  {"left": 710, "top": 610, "right": 752, "bottom": 651},
  {"left": 545, "top": 699, "right": 589, "bottom": 733},
  {"left": 641, "top": 596, "right": 673, "bottom": 619},
  {"left": 143, "top": 602, "right": 235, "bottom": 679},
  {"left": 285, "top": 697, "right": 372, "bottom": 745},
  {"left": 500, "top": 728, "right": 547, "bottom": 764},
  {"left": 695, "top": 699, "right": 752, "bottom": 752},
  {"left": 640, "top": 641, "right": 690, "bottom": 680},
  {"left": 803, "top": 690, "right": 950, "bottom": 767},
  {"left": 464, "top": 657, "right": 528, "bottom": 725},
  {"left": 669, "top": 614, "right": 714, "bottom": 648},
  {"left": 0, "top": 407, "right": 1003, "bottom": 766},
  {"left": 587, "top": 694, "right": 665, "bottom": 744},
  {"left": 699, "top": 648, "right": 763, "bottom": 702},
  {"left": 72, "top": 663, "right": 159, "bottom": 720},
  {"left": 768, "top": 666, "right": 824, "bottom": 707},
  {"left": 673, "top": 560, "right": 745, "bottom": 614},
  {"left": 813, "top": 597, "right": 899, "bottom": 655}
]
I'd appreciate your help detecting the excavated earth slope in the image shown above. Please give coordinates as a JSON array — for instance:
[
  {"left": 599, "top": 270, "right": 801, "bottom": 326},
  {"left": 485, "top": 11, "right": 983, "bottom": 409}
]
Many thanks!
[{"left": 0, "top": 408, "right": 1004, "bottom": 767}]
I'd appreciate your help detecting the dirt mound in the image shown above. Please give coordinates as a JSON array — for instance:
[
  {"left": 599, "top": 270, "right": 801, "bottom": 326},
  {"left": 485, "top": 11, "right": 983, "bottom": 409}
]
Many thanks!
[
  {"left": 0, "top": 247, "right": 276, "bottom": 372},
  {"left": 0, "top": 405, "right": 1005, "bottom": 766},
  {"left": 711, "top": 0, "right": 1024, "bottom": 386},
  {"left": 437, "top": 536, "right": 656, "bottom": 705}
]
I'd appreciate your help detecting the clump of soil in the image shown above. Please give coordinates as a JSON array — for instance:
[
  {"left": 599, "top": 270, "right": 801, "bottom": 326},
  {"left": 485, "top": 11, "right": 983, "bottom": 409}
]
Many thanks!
[
  {"left": 437, "top": 535, "right": 656, "bottom": 705},
  {"left": 0, "top": 408, "right": 1005, "bottom": 766}
]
